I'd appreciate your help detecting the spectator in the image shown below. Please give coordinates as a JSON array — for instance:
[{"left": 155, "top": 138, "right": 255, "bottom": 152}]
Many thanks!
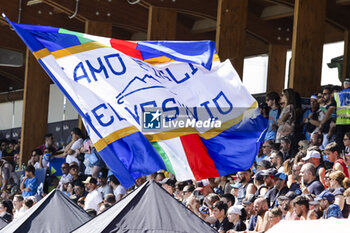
[
  {"left": 77, "top": 197, "right": 85, "bottom": 209},
  {"left": 253, "top": 198, "right": 268, "bottom": 232},
  {"left": 270, "top": 150, "right": 284, "bottom": 173},
  {"left": 13, "top": 194, "right": 24, "bottom": 220},
  {"left": 342, "top": 188, "right": 350, "bottom": 218},
  {"left": 83, "top": 177, "right": 103, "bottom": 212},
  {"left": 97, "top": 169, "right": 112, "bottom": 199},
  {"left": 310, "top": 132, "right": 324, "bottom": 150},
  {"left": 104, "top": 193, "right": 116, "bottom": 205},
  {"left": 293, "top": 195, "right": 309, "bottom": 220},
  {"left": 303, "top": 95, "right": 323, "bottom": 140},
  {"left": 86, "top": 208, "right": 97, "bottom": 217},
  {"left": 303, "top": 147, "right": 326, "bottom": 186},
  {"left": 98, "top": 203, "right": 112, "bottom": 214},
  {"left": 23, "top": 197, "right": 34, "bottom": 210},
  {"left": 69, "top": 162, "right": 85, "bottom": 183},
  {"left": 329, "top": 171, "right": 347, "bottom": 211},
  {"left": 278, "top": 191, "right": 299, "bottom": 220},
  {"left": 0, "top": 158, "right": 19, "bottom": 192},
  {"left": 227, "top": 205, "right": 247, "bottom": 232},
  {"left": 280, "top": 137, "right": 293, "bottom": 161},
  {"left": 0, "top": 200, "right": 13, "bottom": 223},
  {"left": 276, "top": 89, "right": 296, "bottom": 143},
  {"left": 159, "top": 178, "right": 176, "bottom": 195},
  {"left": 265, "top": 172, "right": 289, "bottom": 208},
  {"left": 242, "top": 195, "right": 256, "bottom": 231},
  {"left": 20, "top": 165, "right": 38, "bottom": 198},
  {"left": 182, "top": 185, "right": 195, "bottom": 205},
  {"left": 220, "top": 193, "right": 235, "bottom": 208},
  {"left": 300, "top": 163, "right": 325, "bottom": 195},
  {"left": 265, "top": 207, "right": 282, "bottom": 231},
  {"left": 70, "top": 181, "right": 87, "bottom": 204},
  {"left": 36, "top": 133, "right": 56, "bottom": 155},
  {"left": 256, "top": 160, "right": 271, "bottom": 172},
  {"left": 236, "top": 170, "right": 256, "bottom": 205},
  {"left": 253, "top": 171, "right": 268, "bottom": 198},
  {"left": 198, "top": 205, "right": 210, "bottom": 222},
  {"left": 27, "top": 149, "right": 42, "bottom": 169},
  {"left": 289, "top": 163, "right": 302, "bottom": 194},
  {"left": 212, "top": 201, "right": 233, "bottom": 233},
  {"left": 319, "top": 86, "right": 336, "bottom": 148},
  {"left": 155, "top": 172, "right": 165, "bottom": 182},
  {"left": 108, "top": 175, "right": 126, "bottom": 202},
  {"left": 56, "top": 128, "right": 83, "bottom": 166},
  {"left": 325, "top": 142, "right": 349, "bottom": 178},
  {"left": 260, "top": 140, "right": 274, "bottom": 163},
  {"left": 264, "top": 91, "right": 280, "bottom": 142},
  {"left": 58, "top": 163, "right": 72, "bottom": 192}
]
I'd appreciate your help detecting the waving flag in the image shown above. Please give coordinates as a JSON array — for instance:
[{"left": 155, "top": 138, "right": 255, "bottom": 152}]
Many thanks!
[{"left": 5, "top": 15, "right": 267, "bottom": 188}]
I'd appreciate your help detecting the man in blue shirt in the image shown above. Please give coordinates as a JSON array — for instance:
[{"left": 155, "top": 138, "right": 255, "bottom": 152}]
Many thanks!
[
  {"left": 264, "top": 91, "right": 280, "bottom": 142},
  {"left": 20, "top": 165, "right": 39, "bottom": 197}
]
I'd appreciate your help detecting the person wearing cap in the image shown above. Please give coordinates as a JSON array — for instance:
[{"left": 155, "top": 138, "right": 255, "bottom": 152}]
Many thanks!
[
  {"left": 236, "top": 170, "right": 256, "bottom": 205},
  {"left": 264, "top": 172, "right": 289, "bottom": 208},
  {"left": 97, "top": 169, "right": 112, "bottom": 199},
  {"left": 303, "top": 147, "right": 326, "bottom": 186},
  {"left": 198, "top": 205, "right": 210, "bottom": 222},
  {"left": 253, "top": 171, "right": 268, "bottom": 199},
  {"left": 300, "top": 163, "right": 325, "bottom": 196},
  {"left": 227, "top": 205, "right": 247, "bottom": 232},
  {"left": 293, "top": 195, "right": 309, "bottom": 220},
  {"left": 314, "top": 190, "right": 337, "bottom": 219},
  {"left": 278, "top": 191, "right": 299, "bottom": 220},
  {"left": 303, "top": 94, "right": 323, "bottom": 140},
  {"left": 83, "top": 176, "right": 103, "bottom": 212},
  {"left": 325, "top": 142, "right": 350, "bottom": 178},
  {"left": 333, "top": 77, "right": 350, "bottom": 149},
  {"left": 242, "top": 194, "right": 256, "bottom": 231}
]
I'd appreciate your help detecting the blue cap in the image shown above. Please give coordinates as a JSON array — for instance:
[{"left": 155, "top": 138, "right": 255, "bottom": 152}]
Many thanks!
[
  {"left": 230, "top": 182, "right": 242, "bottom": 189},
  {"left": 326, "top": 204, "right": 343, "bottom": 218},
  {"left": 272, "top": 172, "right": 287, "bottom": 181},
  {"left": 199, "top": 206, "right": 209, "bottom": 215},
  {"left": 315, "top": 190, "right": 335, "bottom": 203}
]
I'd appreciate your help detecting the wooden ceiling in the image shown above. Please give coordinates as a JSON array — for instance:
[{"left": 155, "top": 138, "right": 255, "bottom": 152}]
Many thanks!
[{"left": 0, "top": 0, "right": 349, "bottom": 93}]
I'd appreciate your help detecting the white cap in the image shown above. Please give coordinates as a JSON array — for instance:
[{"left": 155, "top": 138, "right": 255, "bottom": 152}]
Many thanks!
[
  {"left": 302, "top": 150, "right": 321, "bottom": 161},
  {"left": 228, "top": 205, "right": 244, "bottom": 215}
]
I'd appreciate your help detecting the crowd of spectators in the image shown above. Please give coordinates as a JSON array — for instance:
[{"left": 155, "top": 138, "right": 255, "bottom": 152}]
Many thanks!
[{"left": 0, "top": 78, "right": 350, "bottom": 232}]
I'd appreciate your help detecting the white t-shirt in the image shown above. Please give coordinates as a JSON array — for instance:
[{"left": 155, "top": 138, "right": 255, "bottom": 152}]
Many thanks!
[
  {"left": 113, "top": 185, "right": 127, "bottom": 198},
  {"left": 66, "top": 138, "right": 83, "bottom": 165},
  {"left": 84, "top": 189, "right": 103, "bottom": 212}
]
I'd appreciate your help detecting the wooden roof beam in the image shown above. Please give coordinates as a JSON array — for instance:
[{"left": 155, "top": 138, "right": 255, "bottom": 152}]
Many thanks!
[{"left": 42, "top": 0, "right": 148, "bottom": 32}]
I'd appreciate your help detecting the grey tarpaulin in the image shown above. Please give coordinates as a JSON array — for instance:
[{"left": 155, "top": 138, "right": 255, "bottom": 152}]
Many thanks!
[
  {"left": 0, "top": 189, "right": 91, "bottom": 233},
  {"left": 72, "top": 180, "right": 217, "bottom": 233},
  {"left": 0, "top": 217, "right": 7, "bottom": 230}
]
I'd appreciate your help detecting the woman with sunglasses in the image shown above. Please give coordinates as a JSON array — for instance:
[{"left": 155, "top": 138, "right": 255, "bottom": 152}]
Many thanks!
[{"left": 276, "top": 89, "right": 296, "bottom": 143}]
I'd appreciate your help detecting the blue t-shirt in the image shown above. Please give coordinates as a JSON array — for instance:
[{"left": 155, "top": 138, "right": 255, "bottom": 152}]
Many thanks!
[
  {"left": 23, "top": 177, "right": 39, "bottom": 197},
  {"left": 264, "top": 108, "right": 279, "bottom": 141}
]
